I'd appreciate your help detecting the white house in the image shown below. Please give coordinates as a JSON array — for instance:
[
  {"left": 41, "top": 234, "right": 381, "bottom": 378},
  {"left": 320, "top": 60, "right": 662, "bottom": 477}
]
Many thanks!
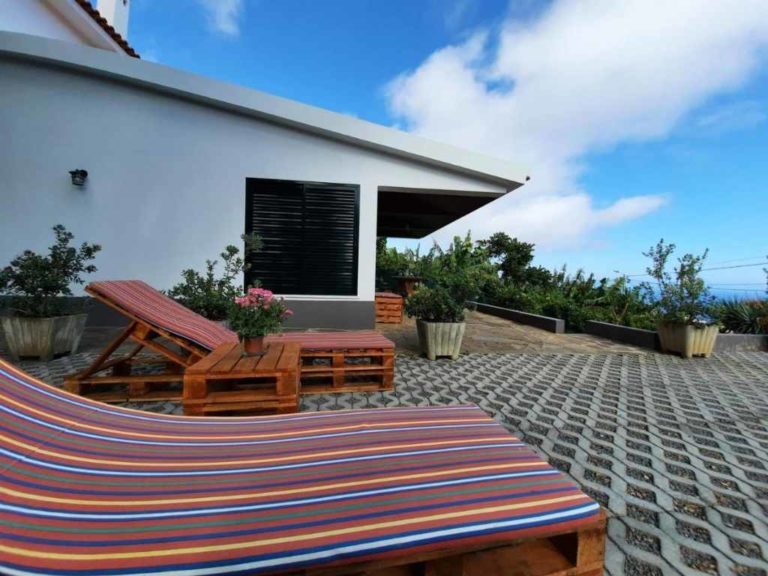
[
  {"left": 0, "top": 0, "right": 137, "bottom": 56},
  {"left": 0, "top": 3, "right": 527, "bottom": 329}
]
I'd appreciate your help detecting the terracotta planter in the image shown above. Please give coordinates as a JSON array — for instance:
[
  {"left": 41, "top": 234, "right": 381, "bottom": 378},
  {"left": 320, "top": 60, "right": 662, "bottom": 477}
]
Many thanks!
[
  {"left": 657, "top": 322, "right": 718, "bottom": 359},
  {"left": 241, "top": 336, "right": 267, "bottom": 357},
  {"left": 0, "top": 314, "right": 87, "bottom": 361},
  {"left": 416, "top": 320, "right": 465, "bottom": 360}
]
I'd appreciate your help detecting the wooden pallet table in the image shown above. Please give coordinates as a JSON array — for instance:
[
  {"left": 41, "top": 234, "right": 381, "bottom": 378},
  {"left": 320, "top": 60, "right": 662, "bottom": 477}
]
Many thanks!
[
  {"left": 266, "top": 332, "right": 396, "bottom": 394},
  {"left": 375, "top": 292, "right": 404, "bottom": 324},
  {"left": 299, "top": 346, "right": 395, "bottom": 394},
  {"left": 183, "top": 341, "right": 300, "bottom": 416},
  {"left": 290, "top": 510, "right": 606, "bottom": 576}
]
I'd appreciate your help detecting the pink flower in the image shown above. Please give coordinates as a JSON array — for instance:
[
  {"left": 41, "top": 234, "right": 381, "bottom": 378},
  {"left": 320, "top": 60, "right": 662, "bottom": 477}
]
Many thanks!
[{"left": 283, "top": 309, "right": 294, "bottom": 318}]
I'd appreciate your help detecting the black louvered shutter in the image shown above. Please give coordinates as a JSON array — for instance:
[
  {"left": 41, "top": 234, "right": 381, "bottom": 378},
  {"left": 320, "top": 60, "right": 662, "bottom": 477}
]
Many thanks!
[{"left": 245, "top": 179, "right": 359, "bottom": 295}]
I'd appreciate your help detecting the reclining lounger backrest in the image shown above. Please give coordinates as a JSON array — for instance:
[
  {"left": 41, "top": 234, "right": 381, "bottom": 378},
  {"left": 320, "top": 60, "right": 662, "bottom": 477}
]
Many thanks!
[{"left": 87, "top": 280, "right": 238, "bottom": 351}]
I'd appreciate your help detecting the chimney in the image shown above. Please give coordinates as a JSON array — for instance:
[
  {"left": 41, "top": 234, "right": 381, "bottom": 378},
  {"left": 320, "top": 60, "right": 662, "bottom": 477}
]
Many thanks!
[{"left": 96, "top": 0, "right": 130, "bottom": 39}]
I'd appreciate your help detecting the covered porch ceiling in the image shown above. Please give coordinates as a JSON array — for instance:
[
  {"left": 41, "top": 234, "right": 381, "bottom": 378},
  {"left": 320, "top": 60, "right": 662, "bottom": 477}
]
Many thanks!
[{"left": 377, "top": 187, "right": 505, "bottom": 239}]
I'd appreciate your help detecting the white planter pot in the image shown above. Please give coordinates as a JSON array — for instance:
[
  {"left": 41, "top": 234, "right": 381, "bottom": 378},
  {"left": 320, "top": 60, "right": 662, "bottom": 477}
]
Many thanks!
[
  {"left": 416, "top": 320, "right": 466, "bottom": 360},
  {"left": 0, "top": 314, "right": 87, "bottom": 361},
  {"left": 657, "top": 322, "right": 718, "bottom": 359}
]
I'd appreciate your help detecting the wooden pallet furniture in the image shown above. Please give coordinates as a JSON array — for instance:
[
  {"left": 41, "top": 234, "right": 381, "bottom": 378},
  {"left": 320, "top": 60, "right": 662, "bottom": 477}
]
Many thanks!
[
  {"left": 291, "top": 512, "right": 606, "bottom": 576},
  {"left": 182, "top": 341, "right": 300, "bottom": 416},
  {"left": 64, "top": 280, "right": 237, "bottom": 403},
  {"left": 375, "top": 291, "right": 404, "bottom": 324},
  {"left": 0, "top": 362, "right": 605, "bottom": 576},
  {"left": 267, "top": 330, "right": 395, "bottom": 394},
  {"left": 65, "top": 281, "right": 397, "bottom": 404},
  {"left": 2, "top": 361, "right": 607, "bottom": 576}
]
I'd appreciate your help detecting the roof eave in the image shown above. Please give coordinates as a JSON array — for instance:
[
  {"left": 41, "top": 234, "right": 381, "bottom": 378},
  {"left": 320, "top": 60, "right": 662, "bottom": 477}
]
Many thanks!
[{"left": 0, "top": 32, "right": 527, "bottom": 189}]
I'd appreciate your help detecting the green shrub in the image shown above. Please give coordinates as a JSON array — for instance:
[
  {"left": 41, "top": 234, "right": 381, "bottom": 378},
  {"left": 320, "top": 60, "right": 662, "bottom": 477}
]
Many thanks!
[
  {"left": 640, "top": 239, "right": 714, "bottom": 325},
  {"left": 405, "top": 286, "right": 465, "bottom": 323},
  {"left": 167, "top": 234, "right": 261, "bottom": 321},
  {"left": 712, "top": 298, "right": 768, "bottom": 334},
  {"left": 0, "top": 225, "right": 101, "bottom": 318}
]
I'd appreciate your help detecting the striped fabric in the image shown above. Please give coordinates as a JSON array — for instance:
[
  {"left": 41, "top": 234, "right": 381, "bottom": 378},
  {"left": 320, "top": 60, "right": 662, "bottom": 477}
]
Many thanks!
[
  {"left": 87, "top": 280, "right": 238, "bottom": 350},
  {"left": 267, "top": 330, "right": 395, "bottom": 350},
  {"left": 0, "top": 359, "right": 600, "bottom": 576}
]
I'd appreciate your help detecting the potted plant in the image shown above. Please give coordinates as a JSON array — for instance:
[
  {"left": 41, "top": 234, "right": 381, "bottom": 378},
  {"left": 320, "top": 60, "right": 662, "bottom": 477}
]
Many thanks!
[
  {"left": 642, "top": 239, "right": 718, "bottom": 358},
  {"left": 0, "top": 225, "right": 101, "bottom": 360},
  {"left": 227, "top": 287, "right": 293, "bottom": 356},
  {"left": 167, "top": 233, "right": 261, "bottom": 323},
  {"left": 405, "top": 286, "right": 466, "bottom": 360}
]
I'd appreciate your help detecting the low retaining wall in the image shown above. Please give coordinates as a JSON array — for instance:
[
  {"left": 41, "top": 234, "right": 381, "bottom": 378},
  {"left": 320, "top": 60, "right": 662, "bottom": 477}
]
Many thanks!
[
  {"left": 469, "top": 302, "right": 565, "bottom": 334},
  {"left": 584, "top": 321, "right": 768, "bottom": 352},
  {"left": 714, "top": 333, "right": 768, "bottom": 352},
  {"left": 584, "top": 321, "right": 659, "bottom": 350}
]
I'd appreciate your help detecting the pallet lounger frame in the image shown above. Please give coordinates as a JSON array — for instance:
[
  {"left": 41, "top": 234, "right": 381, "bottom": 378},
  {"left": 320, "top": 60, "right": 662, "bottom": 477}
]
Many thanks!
[
  {"left": 292, "top": 512, "right": 606, "bottom": 575},
  {"left": 3, "top": 363, "right": 607, "bottom": 576},
  {"left": 64, "top": 287, "right": 212, "bottom": 402}
]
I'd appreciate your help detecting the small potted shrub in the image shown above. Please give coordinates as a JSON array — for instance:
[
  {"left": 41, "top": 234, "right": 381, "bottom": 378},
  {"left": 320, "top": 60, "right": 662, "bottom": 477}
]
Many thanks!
[
  {"left": 0, "top": 225, "right": 101, "bottom": 360},
  {"left": 642, "top": 239, "right": 718, "bottom": 358},
  {"left": 405, "top": 286, "right": 466, "bottom": 360},
  {"left": 167, "top": 234, "right": 261, "bottom": 322},
  {"left": 227, "top": 288, "right": 293, "bottom": 356}
]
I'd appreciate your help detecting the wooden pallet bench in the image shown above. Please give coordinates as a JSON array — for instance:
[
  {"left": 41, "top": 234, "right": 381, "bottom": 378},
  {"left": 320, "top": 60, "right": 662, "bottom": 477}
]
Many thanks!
[
  {"left": 375, "top": 291, "right": 404, "bottom": 324},
  {"left": 290, "top": 511, "right": 606, "bottom": 576},
  {"left": 182, "top": 341, "right": 300, "bottom": 416},
  {"left": 267, "top": 331, "right": 395, "bottom": 394}
]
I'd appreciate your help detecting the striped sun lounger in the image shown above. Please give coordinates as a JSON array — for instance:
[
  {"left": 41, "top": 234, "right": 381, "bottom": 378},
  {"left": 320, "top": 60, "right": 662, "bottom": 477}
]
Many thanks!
[
  {"left": 64, "top": 280, "right": 395, "bottom": 402},
  {"left": 0, "top": 359, "right": 605, "bottom": 576}
]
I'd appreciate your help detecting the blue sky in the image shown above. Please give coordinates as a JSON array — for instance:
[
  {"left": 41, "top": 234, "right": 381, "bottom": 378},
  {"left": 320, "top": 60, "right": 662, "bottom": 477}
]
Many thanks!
[{"left": 129, "top": 0, "right": 768, "bottom": 298}]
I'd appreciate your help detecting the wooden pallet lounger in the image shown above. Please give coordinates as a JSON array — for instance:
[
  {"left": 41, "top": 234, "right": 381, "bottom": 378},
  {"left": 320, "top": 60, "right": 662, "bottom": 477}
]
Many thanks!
[
  {"left": 267, "top": 330, "right": 394, "bottom": 393},
  {"left": 1, "top": 358, "right": 605, "bottom": 576},
  {"left": 64, "top": 280, "right": 395, "bottom": 402}
]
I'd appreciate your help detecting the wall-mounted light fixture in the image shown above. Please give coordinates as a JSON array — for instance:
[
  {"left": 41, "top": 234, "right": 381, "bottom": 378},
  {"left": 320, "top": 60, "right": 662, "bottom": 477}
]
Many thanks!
[{"left": 69, "top": 169, "right": 88, "bottom": 186}]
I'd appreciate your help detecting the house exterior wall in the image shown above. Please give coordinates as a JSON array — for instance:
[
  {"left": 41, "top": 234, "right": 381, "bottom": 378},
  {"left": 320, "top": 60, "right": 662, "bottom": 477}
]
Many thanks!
[
  {"left": 0, "top": 57, "right": 507, "bottom": 328},
  {"left": 0, "top": 0, "right": 87, "bottom": 44}
]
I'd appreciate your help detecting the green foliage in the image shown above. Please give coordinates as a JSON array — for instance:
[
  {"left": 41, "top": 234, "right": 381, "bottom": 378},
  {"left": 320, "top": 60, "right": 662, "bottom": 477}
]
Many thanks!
[
  {"left": 167, "top": 234, "right": 262, "bottom": 321},
  {"left": 0, "top": 225, "right": 101, "bottom": 318},
  {"left": 477, "top": 233, "right": 552, "bottom": 287},
  {"left": 712, "top": 298, "right": 768, "bottom": 334},
  {"left": 405, "top": 286, "right": 465, "bottom": 323},
  {"left": 421, "top": 233, "right": 497, "bottom": 305},
  {"left": 377, "top": 231, "right": 657, "bottom": 332},
  {"left": 641, "top": 239, "right": 714, "bottom": 325},
  {"left": 227, "top": 287, "right": 292, "bottom": 338}
]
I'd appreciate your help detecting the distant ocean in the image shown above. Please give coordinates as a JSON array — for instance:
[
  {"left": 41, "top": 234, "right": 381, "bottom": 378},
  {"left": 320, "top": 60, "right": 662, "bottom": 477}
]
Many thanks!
[{"left": 710, "top": 289, "right": 766, "bottom": 301}]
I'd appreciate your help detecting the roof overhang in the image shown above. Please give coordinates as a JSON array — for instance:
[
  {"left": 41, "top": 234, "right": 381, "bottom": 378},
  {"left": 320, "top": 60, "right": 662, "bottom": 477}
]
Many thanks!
[
  {"left": 377, "top": 187, "right": 503, "bottom": 239},
  {"left": 44, "top": 0, "right": 136, "bottom": 56},
  {"left": 0, "top": 32, "right": 527, "bottom": 190}
]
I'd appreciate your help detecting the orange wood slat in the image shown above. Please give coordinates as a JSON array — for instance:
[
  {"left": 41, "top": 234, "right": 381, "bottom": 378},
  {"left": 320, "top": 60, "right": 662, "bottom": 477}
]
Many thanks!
[
  {"left": 211, "top": 342, "right": 246, "bottom": 374},
  {"left": 187, "top": 341, "right": 238, "bottom": 374}
]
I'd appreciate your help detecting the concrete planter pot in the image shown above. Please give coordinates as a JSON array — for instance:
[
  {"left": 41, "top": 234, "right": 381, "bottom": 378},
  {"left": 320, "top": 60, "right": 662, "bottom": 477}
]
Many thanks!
[
  {"left": 416, "top": 320, "right": 465, "bottom": 360},
  {"left": 0, "top": 314, "right": 87, "bottom": 361},
  {"left": 657, "top": 322, "right": 718, "bottom": 359}
]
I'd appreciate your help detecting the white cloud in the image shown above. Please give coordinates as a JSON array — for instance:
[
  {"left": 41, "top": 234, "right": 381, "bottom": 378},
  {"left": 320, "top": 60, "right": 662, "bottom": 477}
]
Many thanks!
[
  {"left": 197, "top": 0, "right": 243, "bottom": 37},
  {"left": 387, "top": 0, "right": 768, "bottom": 247}
]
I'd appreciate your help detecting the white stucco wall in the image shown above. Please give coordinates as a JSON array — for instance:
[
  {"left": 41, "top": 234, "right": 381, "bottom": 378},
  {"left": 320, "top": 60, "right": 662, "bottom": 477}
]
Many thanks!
[
  {"left": 0, "top": 57, "right": 507, "bottom": 303},
  {"left": 0, "top": 0, "right": 87, "bottom": 44}
]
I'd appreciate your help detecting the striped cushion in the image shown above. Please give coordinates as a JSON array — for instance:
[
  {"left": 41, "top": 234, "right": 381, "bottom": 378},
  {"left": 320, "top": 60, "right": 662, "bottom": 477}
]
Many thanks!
[
  {"left": 87, "top": 280, "right": 238, "bottom": 350},
  {"left": 267, "top": 330, "right": 395, "bottom": 350},
  {"left": 0, "top": 359, "right": 600, "bottom": 576}
]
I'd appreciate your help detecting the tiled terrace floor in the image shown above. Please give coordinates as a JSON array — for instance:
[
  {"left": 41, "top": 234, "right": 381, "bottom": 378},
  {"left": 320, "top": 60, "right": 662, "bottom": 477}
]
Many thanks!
[{"left": 7, "top": 345, "right": 768, "bottom": 575}]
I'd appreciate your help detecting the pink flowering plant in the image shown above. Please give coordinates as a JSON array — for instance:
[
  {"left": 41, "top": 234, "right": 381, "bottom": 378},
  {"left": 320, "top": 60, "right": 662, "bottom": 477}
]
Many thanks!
[{"left": 227, "top": 287, "right": 293, "bottom": 338}]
